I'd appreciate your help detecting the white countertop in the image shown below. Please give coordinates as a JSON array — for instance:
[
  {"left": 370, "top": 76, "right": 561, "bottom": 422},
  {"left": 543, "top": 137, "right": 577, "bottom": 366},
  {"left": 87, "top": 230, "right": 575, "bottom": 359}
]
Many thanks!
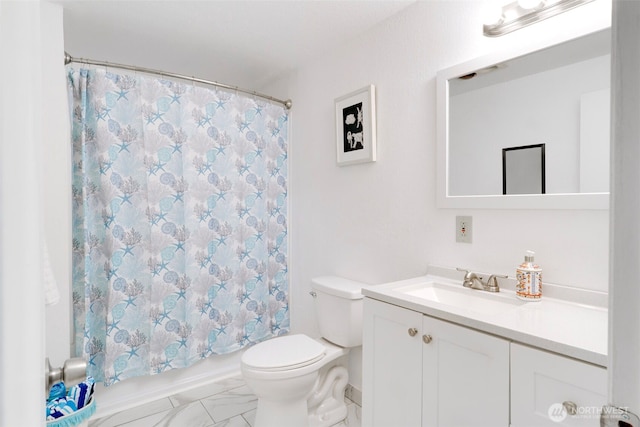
[{"left": 362, "top": 272, "right": 608, "bottom": 367}]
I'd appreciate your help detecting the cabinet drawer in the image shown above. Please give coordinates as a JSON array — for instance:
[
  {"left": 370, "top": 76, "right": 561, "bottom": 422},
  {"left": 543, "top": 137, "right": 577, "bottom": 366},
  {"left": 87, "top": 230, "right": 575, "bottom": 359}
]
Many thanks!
[{"left": 511, "top": 343, "right": 607, "bottom": 427}]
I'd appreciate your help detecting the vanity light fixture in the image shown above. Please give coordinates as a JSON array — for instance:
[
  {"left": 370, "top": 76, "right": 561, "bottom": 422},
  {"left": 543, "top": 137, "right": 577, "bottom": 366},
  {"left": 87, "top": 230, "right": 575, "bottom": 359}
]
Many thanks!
[
  {"left": 483, "top": 0, "right": 595, "bottom": 37},
  {"left": 517, "top": 0, "right": 545, "bottom": 9},
  {"left": 457, "top": 64, "right": 504, "bottom": 80}
]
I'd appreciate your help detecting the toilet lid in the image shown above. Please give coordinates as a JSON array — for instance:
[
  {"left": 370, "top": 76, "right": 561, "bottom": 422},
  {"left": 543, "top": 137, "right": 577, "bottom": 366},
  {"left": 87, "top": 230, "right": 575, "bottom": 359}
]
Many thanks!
[{"left": 242, "top": 334, "right": 326, "bottom": 371}]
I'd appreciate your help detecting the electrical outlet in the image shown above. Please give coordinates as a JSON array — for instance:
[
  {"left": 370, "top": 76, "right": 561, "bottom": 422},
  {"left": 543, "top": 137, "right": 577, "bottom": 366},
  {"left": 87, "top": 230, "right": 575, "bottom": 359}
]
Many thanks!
[{"left": 456, "top": 216, "right": 472, "bottom": 243}]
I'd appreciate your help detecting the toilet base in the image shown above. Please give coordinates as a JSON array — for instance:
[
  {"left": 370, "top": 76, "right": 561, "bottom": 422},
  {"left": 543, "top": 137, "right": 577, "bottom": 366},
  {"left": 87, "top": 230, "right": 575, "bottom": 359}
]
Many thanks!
[
  {"left": 308, "top": 365, "right": 349, "bottom": 427},
  {"left": 251, "top": 364, "right": 349, "bottom": 427},
  {"left": 242, "top": 338, "right": 352, "bottom": 427}
]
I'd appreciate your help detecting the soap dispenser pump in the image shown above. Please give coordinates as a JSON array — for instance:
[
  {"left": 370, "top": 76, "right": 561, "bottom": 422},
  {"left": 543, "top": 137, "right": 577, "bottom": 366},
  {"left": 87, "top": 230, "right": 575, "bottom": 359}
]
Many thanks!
[{"left": 516, "top": 250, "right": 542, "bottom": 301}]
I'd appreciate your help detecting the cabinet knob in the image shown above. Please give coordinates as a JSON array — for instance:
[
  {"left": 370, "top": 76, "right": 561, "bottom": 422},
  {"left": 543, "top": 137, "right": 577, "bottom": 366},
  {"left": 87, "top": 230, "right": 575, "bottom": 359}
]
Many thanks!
[
  {"left": 562, "top": 401, "right": 578, "bottom": 416},
  {"left": 408, "top": 328, "right": 418, "bottom": 337},
  {"left": 422, "top": 334, "right": 433, "bottom": 344}
]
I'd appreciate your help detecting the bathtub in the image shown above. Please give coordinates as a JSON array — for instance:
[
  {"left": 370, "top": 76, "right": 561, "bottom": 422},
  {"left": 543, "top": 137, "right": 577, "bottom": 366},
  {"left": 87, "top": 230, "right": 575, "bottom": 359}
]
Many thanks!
[{"left": 92, "top": 350, "right": 245, "bottom": 419}]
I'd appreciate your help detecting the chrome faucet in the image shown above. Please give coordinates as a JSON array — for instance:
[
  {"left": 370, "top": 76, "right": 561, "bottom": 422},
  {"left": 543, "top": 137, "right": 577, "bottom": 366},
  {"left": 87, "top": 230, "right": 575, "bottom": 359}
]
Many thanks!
[
  {"left": 456, "top": 268, "right": 508, "bottom": 293},
  {"left": 457, "top": 268, "right": 484, "bottom": 289}
]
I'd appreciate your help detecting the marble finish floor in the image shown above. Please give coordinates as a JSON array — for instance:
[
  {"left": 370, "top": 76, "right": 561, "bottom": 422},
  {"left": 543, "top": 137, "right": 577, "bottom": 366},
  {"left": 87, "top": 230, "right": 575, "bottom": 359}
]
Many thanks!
[{"left": 89, "top": 375, "right": 361, "bottom": 427}]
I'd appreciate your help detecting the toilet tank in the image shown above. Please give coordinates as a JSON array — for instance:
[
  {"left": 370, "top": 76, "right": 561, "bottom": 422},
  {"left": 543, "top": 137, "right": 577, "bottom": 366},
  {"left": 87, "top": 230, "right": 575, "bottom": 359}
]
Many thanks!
[{"left": 311, "top": 276, "right": 364, "bottom": 348}]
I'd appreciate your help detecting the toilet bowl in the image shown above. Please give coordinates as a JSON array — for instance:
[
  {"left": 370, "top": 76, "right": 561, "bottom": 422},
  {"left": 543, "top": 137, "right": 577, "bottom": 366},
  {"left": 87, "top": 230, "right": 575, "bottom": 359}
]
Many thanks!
[
  {"left": 242, "top": 335, "right": 349, "bottom": 427},
  {"left": 240, "top": 276, "right": 364, "bottom": 427}
]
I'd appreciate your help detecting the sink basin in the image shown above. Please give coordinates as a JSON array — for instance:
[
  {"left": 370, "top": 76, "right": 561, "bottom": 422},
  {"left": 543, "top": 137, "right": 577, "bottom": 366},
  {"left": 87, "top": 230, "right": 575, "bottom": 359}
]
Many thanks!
[{"left": 395, "top": 281, "right": 524, "bottom": 316}]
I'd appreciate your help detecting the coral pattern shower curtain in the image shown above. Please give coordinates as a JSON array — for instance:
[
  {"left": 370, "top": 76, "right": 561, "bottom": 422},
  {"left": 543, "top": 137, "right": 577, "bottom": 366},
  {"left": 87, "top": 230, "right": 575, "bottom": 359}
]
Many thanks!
[{"left": 68, "top": 68, "right": 289, "bottom": 385}]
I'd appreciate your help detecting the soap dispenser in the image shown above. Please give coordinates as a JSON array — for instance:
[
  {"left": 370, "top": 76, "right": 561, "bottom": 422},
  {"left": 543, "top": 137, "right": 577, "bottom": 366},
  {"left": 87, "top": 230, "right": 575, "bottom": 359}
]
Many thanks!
[{"left": 516, "top": 250, "right": 542, "bottom": 301}]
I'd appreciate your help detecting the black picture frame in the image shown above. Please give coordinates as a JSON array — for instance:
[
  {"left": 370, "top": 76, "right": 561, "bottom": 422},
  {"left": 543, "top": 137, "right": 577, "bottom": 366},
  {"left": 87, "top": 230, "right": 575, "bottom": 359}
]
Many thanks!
[{"left": 502, "top": 144, "right": 546, "bottom": 195}]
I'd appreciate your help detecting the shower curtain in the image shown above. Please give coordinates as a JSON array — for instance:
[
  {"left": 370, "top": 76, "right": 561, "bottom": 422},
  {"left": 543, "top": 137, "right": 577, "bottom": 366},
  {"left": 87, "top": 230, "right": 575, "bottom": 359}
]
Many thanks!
[{"left": 68, "top": 68, "right": 289, "bottom": 386}]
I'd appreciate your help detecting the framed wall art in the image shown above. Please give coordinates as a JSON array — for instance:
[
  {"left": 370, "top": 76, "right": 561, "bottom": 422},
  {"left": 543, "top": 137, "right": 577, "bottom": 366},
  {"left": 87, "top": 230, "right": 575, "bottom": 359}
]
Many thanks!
[{"left": 335, "top": 85, "right": 377, "bottom": 166}]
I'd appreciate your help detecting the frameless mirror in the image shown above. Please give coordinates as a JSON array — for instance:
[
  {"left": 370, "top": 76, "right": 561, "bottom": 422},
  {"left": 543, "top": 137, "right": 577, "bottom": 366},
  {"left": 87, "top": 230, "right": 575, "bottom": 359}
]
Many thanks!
[{"left": 437, "top": 28, "right": 611, "bottom": 209}]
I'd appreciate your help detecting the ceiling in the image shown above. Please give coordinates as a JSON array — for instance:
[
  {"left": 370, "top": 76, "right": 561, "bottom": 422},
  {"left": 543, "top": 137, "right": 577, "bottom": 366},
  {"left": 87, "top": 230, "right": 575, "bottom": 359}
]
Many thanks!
[{"left": 58, "top": 0, "right": 415, "bottom": 91}]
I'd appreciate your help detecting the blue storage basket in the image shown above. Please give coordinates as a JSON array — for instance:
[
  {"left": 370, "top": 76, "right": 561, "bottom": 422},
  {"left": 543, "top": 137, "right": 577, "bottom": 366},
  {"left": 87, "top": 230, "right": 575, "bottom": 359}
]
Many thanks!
[{"left": 46, "top": 398, "right": 95, "bottom": 427}]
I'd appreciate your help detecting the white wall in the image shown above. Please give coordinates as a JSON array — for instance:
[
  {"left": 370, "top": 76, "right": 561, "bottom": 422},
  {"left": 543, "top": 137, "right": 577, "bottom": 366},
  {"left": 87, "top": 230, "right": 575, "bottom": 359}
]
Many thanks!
[
  {"left": 48, "top": 0, "right": 612, "bottom": 398},
  {"left": 264, "top": 0, "right": 611, "bottom": 391},
  {"left": 0, "top": 1, "right": 65, "bottom": 424},
  {"left": 609, "top": 0, "right": 640, "bottom": 413},
  {"left": 43, "top": 0, "right": 73, "bottom": 368},
  {"left": 580, "top": 88, "right": 611, "bottom": 193}
]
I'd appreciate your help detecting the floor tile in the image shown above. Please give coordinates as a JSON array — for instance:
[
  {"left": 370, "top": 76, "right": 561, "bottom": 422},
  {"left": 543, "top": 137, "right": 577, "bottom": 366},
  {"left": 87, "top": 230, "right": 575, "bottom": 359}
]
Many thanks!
[
  {"left": 117, "top": 401, "right": 214, "bottom": 427},
  {"left": 89, "top": 398, "right": 173, "bottom": 427},
  {"left": 88, "top": 374, "right": 362, "bottom": 427},
  {"left": 236, "top": 399, "right": 360, "bottom": 427},
  {"left": 241, "top": 408, "right": 256, "bottom": 427},
  {"left": 200, "top": 385, "right": 258, "bottom": 423},
  {"left": 169, "top": 376, "right": 246, "bottom": 407},
  {"left": 212, "top": 414, "right": 251, "bottom": 427}
]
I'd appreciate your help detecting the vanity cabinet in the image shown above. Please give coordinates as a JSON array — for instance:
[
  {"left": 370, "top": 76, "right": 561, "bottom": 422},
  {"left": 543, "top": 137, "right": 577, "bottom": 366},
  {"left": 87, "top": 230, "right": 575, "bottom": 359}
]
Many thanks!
[
  {"left": 363, "top": 298, "right": 510, "bottom": 427},
  {"left": 363, "top": 297, "right": 608, "bottom": 426},
  {"left": 511, "top": 343, "right": 607, "bottom": 427}
]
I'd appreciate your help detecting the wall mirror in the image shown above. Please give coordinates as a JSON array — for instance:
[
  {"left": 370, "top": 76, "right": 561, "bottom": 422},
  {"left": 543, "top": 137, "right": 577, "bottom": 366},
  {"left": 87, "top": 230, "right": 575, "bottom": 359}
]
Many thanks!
[{"left": 437, "top": 27, "right": 611, "bottom": 209}]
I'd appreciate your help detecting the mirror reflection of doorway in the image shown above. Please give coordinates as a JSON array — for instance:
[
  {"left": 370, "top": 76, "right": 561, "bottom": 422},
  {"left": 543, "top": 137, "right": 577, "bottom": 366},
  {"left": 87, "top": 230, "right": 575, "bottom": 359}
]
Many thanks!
[{"left": 502, "top": 144, "right": 546, "bottom": 195}]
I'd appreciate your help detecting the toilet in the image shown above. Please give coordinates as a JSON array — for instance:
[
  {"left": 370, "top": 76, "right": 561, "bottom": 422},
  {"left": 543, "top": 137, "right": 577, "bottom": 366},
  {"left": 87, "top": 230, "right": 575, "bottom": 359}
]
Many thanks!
[{"left": 241, "top": 276, "right": 364, "bottom": 427}]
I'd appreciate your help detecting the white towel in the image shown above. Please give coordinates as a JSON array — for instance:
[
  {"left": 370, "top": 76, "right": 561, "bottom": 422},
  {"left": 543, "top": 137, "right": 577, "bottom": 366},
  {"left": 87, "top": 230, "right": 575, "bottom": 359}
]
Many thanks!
[{"left": 43, "top": 244, "right": 60, "bottom": 305}]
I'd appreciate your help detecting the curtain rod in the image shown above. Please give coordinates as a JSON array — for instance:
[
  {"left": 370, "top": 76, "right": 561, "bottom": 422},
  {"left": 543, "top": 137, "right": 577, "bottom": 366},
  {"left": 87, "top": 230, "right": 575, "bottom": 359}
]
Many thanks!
[{"left": 64, "top": 52, "right": 292, "bottom": 110}]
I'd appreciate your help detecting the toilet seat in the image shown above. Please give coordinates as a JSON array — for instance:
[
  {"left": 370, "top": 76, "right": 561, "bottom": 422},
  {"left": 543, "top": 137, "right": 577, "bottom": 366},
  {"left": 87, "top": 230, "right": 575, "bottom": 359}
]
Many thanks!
[{"left": 242, "top": 334, "right": 326, "bottom": 372}]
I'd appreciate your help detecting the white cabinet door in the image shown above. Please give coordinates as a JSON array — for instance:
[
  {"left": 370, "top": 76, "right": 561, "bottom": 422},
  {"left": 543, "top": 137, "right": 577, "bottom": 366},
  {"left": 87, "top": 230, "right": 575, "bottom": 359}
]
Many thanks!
[
  {"left": 511, "top": 343, "right": 607, "bottom": 427},
  {"left": 422, "top": 316, "right": 510, "bottom": 427},
  {"left": 363, "top": 298, "right": 423, "bottom": 427}
]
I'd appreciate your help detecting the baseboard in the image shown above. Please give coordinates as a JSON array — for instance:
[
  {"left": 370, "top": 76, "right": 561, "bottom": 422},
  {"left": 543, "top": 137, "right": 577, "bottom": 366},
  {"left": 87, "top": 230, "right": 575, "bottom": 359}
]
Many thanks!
[{"left": 345, "top": 383, "right": 362, "bottom": 407}]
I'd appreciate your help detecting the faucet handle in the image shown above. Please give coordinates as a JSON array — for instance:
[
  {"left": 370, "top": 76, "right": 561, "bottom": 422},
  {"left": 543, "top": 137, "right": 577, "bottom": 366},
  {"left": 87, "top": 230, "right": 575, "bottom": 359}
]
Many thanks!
[
  {"left": 456, "top": 267, "right": 470, "bottom": 277},
  {"left": 485, "top": 274, "right": 508, "bottom": 292},
  {"left": 457, "top": 268, "right": 477, "bottom": 288}
]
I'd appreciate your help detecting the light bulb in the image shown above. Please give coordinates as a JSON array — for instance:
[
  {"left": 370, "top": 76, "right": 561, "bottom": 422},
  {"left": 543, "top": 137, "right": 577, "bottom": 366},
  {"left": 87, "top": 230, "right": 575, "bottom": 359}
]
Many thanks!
[
  {"left": 502, "top": 7, "right": 518, "bottom": 22},
  {"left": 518, "top": 0, "right": 544, "bottom": 9},
  {"left": 482, "top": 2, "right": 504, "bottom": 26}
]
